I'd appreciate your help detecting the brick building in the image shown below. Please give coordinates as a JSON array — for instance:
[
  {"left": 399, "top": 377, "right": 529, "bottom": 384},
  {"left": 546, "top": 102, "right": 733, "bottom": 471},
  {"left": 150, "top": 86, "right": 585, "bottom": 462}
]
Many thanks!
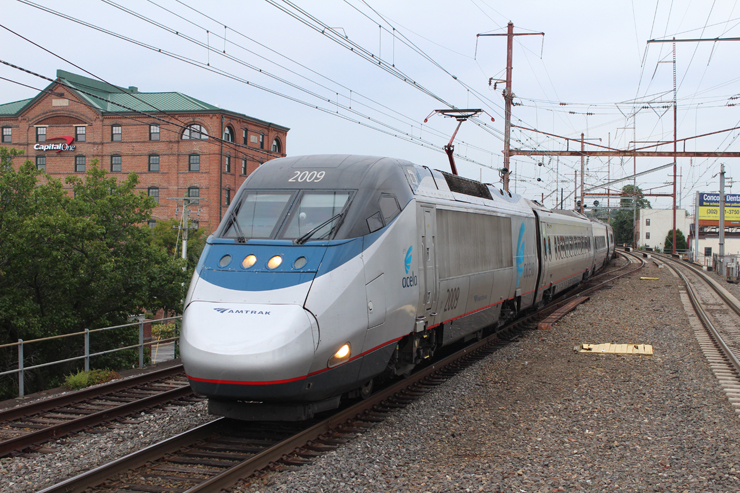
[{"left": 0, "top": 70, "right": 289, "bottom": 231}]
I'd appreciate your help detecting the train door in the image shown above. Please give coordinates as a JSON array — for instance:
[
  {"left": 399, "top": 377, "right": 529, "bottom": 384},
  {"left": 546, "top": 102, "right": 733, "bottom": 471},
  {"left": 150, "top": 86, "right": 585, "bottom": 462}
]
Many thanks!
[{"left": 417, "top": 205, "right": 438, "bottom": 318}]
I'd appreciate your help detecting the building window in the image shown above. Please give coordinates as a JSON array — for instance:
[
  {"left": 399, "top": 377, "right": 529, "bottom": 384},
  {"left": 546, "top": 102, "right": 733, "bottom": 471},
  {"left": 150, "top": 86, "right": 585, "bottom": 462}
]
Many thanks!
[
  {"left": 225, "top": 189, "right": 231, "bottom": 206},
  {"left": 189, "top": 154, "right": 200, "bottom": 172},
  {"left": 259, "top": 133, "right": 264, "bottom": 149},
  {"left": 111, "top": 155, "right": 122, "bottom": 172},
  {"left": 75, "top": 155, "right": 85, "bottom": 172},
  {"left": 242, "top": 128, "right": 248, "bottom": 145},
  {"left": 148, "top": 187, "right": 159, "bottom": 204},
  {"left": 2, "top": 127, "right": 11, "bottom": 143},
  {"left": 36, "top": 127, "right": 46, "bottom": 142},
  {"left": 224, "top": 155, "right": 231, "bottom": 173},
  {"left": 705, "top": 247, "right": 712, "bottom": 257},
  {"left": 75, "top": 126, "right": 86, "bottom": 142},
  {"left": 271, "top": 138, "right": 281, "bottom": 153},
  {"left": 187, "top": 187, "right": 200, "bottom": 203},
  {"left": 241, "top": 158, "right": 247, "bottom": 175},
  {"left": 646, "top": 218, "right": 651, "bottom": 226},
  {"left": 147, "top": 220, "right": 157, "bottom": 228},
  {"left": 224, "top": 126, "right": 234, "bottom": 142},
  {"left": 646, "top": 232, "right": 650, "bottom": 239},
  {"left": 111, "top": 124, "right": 122, "bottom": 141},
  {"left": 182, "top": 124, "right": 208, "bottom": 140},
  {"left": 149, "top": 154, "right": 160, "bottom": 172},
  {"left": 149, "top": 124, "right": 160, "bottom": 141},
  {"left": 191, "top": 220, "right": 199, "bottom": 230},
  {"left": 35, "top": 156, "right": 46, "bottom": 171}
]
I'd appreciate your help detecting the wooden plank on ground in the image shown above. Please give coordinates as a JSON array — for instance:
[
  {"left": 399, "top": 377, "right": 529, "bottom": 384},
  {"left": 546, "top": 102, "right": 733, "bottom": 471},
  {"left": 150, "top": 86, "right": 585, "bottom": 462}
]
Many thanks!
[{"left": 576, "top": 343, "right": 653, "bottom": 355}]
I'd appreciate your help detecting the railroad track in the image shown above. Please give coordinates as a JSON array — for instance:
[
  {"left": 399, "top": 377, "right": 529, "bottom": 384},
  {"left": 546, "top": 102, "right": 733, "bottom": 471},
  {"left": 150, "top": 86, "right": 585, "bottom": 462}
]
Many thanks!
[
  {"left": 639, "top": 251, "right": 740, "bottom": 415},
  {"left": 39, "top": 254, "right": 644, "bottom": 493},
  {"left": 0, "top": 364, "right": 197, "bottom": 457}
]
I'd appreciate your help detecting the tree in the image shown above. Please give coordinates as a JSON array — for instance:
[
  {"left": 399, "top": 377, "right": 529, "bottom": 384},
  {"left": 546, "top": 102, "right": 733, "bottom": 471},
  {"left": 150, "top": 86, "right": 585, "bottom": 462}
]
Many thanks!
[
  {"left": 612, "top": 185, "right": 651, "bottom": 245},
  {"left": 0, "top": 149, "right": 189, "bottom": 396},
  {"left": 664, "top": 228, "right": 688, "bottom": 252}
]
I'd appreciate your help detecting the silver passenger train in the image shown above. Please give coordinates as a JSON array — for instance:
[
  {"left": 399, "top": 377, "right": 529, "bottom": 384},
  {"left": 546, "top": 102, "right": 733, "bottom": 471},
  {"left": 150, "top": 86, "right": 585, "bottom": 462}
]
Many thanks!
[{"left": 181, "top": 155, "right": 615, "bottom": 420}]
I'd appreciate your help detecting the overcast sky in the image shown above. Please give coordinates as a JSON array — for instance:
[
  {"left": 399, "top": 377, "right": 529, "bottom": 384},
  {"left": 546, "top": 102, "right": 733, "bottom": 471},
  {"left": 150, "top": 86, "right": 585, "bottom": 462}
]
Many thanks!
[{"left": 3, "top": 0, "right": 740, "bottom": 211}]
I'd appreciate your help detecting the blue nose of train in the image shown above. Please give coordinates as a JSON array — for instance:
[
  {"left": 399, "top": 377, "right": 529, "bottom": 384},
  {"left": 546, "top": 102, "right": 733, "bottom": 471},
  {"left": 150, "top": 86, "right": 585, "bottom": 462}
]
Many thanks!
[{"left": 181, "top": 301, "right": 319, "bottom": 400}]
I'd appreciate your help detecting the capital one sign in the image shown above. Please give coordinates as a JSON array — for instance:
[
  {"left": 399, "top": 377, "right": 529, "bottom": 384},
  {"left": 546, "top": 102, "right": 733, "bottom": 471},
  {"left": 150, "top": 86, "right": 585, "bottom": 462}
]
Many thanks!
[{"left": 34, "top": 136, "right": 76, "bottom": 153}]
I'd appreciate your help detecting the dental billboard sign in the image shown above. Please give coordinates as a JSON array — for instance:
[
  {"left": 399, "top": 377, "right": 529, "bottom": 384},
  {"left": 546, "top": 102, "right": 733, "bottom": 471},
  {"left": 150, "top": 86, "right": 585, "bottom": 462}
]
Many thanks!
[
  {"left": 698, "top": 192, "right": 740, "bottom": 222},
  {"left": 34, "top": 136, "right": 75, "bottom": 153}
]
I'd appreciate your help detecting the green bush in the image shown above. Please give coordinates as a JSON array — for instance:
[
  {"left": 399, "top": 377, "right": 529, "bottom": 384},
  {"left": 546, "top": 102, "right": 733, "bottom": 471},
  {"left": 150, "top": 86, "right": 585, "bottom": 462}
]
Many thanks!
[
  {"left": 152, "top": 322, "right": 176, "bottom": 340},
  {"left": 64, "top": 369, "right": 120, "bottom": 390}
]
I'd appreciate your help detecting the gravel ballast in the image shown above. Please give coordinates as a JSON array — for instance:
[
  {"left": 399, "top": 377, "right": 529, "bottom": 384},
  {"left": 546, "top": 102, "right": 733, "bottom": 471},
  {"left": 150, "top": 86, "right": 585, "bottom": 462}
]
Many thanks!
[
  {"left": 6, "top": 257, "right": 740, "bottom": 492},
  {"left": 0, "top": 400, "right": 214, "bottom": 492},
  {"left": 238, "top": 259, "right": 740, "bottom": 492}
]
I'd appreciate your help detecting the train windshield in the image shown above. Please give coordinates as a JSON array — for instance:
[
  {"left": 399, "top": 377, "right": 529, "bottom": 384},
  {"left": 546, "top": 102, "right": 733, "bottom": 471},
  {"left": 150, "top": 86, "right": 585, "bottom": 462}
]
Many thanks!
[
  {"left": 221, "top": 190, "right": 353, "bottom": 241},
  {"left": 280, "top": 191, "right": 352, "bottom": 240},
  {"left": 222, "top": 192, "right": 294, "bottom": 239}
]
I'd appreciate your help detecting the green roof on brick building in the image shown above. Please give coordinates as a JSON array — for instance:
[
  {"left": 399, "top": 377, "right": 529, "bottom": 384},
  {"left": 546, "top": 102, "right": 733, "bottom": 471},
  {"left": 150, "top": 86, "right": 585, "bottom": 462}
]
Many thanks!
[
  {"left": 0, "top": 98, "right": 33, "bottom": 116},
  {"left": 57, "top": 70, "right": 221, "bottom": 113}
]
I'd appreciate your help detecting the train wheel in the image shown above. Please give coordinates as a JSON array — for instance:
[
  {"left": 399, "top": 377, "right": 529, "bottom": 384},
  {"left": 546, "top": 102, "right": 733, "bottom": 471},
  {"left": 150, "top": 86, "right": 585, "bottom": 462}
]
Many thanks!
[{"left": 359, "top": 379, "right": 373, "bottom": 399}]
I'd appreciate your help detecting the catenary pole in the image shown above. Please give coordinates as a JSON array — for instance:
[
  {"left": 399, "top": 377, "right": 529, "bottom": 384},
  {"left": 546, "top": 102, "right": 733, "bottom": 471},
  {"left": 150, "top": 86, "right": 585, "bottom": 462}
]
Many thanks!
[{"left": 477, "top": 23, "right": 543, "bottom": 192}]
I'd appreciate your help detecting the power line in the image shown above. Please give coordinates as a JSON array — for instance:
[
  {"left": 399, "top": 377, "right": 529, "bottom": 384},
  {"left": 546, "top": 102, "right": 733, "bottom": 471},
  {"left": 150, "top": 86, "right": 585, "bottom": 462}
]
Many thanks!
[{"left": 10, "top": 3, "right": 497, "bottom": 169}]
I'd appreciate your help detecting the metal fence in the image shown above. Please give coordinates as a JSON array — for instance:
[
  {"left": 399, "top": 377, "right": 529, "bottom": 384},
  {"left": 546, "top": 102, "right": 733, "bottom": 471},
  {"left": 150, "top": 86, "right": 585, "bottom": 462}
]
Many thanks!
[{"left": 0, "top": 315, "right": 181, "bottom": 398}]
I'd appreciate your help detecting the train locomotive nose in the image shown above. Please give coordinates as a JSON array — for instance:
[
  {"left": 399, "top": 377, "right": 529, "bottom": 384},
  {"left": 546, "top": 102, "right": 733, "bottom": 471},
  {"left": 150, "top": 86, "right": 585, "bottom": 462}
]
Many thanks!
[{"left": 181, "top": 301, "right": 319, "bottom": 401}]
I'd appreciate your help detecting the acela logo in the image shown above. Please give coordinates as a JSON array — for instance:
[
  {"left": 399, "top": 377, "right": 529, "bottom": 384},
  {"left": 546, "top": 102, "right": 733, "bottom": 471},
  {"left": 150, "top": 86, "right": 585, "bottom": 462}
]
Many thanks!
[
  {"left": 404, "top": 246, "right": 413, "bottom": 274},
  {"left": 402, "top": 245, "right": 417, "bottom": 289},
  {"left": 212, "top": 308, "right": 271, "bottom": 315},
  {"left": 515, "top": 222, "right": 526, "bottom": 288}
]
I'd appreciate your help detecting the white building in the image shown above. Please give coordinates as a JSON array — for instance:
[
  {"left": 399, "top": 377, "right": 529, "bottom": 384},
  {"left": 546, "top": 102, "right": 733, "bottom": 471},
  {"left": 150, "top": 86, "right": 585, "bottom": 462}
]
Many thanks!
[{"left": 636, "top": 209, "right": 693, "bottom": 252}]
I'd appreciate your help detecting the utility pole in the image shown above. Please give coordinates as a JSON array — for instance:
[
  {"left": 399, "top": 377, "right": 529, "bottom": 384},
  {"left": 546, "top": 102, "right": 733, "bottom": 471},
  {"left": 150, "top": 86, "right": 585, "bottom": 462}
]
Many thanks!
[
  {"left": 580, "top": 133, "right": 585, "bottom": 214},
  {"left": 555, "top": 156, "right": 560, "bottom": 209},
  {"left": 578, "top": 133, "right": 602, "bottom": 214},
  {"left": 607, "top": 133, "right": 611, "bottom": 225},
  {"left": 672, "top": 39, "right": 678, "bottom": 254},
  {"left": 168, "top": 194, "right": 204, "bottom": 264},
  {"left": 182, "top": 198, "right": 189, "bottom": 261},
  {"left": 477, "top": 23, "right": 543, "bottom": 192},
  {"left": 574, "top": 170, "right": 578, "bottom": 210},
  {"left": 720, "top": 163, "right": 726, "bottom": 272},
  {"left": 694, "top": 191, "right": 700, "bottom": 262}
]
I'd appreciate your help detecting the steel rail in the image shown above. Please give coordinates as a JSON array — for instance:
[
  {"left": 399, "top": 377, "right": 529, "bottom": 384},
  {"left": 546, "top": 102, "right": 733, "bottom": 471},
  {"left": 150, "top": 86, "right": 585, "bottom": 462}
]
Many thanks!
[
  {"left": 0, "top": 385, "right": 193, "bottom": 458},
  {"left": 0, "top": 364, "right": 184, "bottom": 422},
  {"left": 37, "top": 419, "right": 229, "bottom": 493},
  {"left": 650, "top": 253, "right": 740, "bottom": 375},
  {"left": 38, "top": 255, "right": 638, "bottom": 493},
  {"left": 0, "top": 365, "right": 192, "bottom": 457}
]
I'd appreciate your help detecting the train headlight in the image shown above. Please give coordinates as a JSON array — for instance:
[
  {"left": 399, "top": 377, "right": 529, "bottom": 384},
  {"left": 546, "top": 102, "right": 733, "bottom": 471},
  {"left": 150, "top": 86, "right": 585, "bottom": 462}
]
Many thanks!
[
  {"left": 267, "top": 255, "right": 283, "bottom": 269},
  {"left": 242, "top": 254, "right": 257, "bottom": 269},
  {"left": 328, "top": 343, "right": 351, "bottom": 367}
]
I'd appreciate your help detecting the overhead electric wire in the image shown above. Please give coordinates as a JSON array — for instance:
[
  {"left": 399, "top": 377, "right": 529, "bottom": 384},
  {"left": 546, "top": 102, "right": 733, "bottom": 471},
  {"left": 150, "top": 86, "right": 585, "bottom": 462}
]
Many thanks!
[
  {"left": 263, "top": 0, "right": 456, "bottom": 108},
  {"left": 160, "top": 0, "right": 496, "bottom": 155},
  {"left": 11, "top": 1, "right": 497, "bottom": 169},
  {"left": 109, "top": 0, "right": 504, "bottom": 160}
]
